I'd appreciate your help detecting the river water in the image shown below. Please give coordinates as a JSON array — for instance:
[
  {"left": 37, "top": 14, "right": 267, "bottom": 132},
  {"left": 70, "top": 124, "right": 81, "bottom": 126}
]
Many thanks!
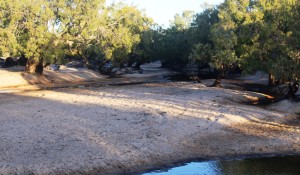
[{"left": 143, "top": 155, "right": 300, "bottom": 175}]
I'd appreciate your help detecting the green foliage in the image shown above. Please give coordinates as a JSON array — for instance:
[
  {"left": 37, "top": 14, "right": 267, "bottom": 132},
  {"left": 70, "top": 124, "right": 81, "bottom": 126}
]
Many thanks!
[
  {"left": 128, "top": 30, "right": 156, "bottom": 67},
  {"left": 189, "top": 43, "right": 213, "bottom": 68},
  {"left": 230, "top": 0, "right": 300, "bottom": 83},
  {"left": 0, "top": 0, "right": 59, "bottom": 73},
  {"left": 170, "top": 10, "right": 195, "bottom": 31},
  {"left": 0, "top": 0, "right": 154, "bottom": 73},
  {"left": 44, "top": 41, "right": 68, "bottom": 65},
  {"left": 152, "top": 0, "right": 300, "bottom": 86},
  {"left": 0, "top": 0, "right": 299, "bottom": 83},
  {"left": 190, "top": 7, "right": 219, "bottom": 45},
  {"left": 188, "top": 7, "right": 219, "bottom": 70},
  {"left": 150, "top": 11, "right": 199, "bottom": 70},
  {"left": 210, "top": 1, "right": 239, "bottom": 69},
  {"left": 56, "top": 0, "right": 106, "bottom": 68},
  {"left": 157, "top": 28, "right": 192, "bottom": 70},
  {"left": 101, "top": 3, "right": 153, "bottom": 67},
  {"left": 187, "top": 0, "right": 300, "bottom": 84},
  {"left": 0, "top": 0, "right": 53, "bottom": 60}
]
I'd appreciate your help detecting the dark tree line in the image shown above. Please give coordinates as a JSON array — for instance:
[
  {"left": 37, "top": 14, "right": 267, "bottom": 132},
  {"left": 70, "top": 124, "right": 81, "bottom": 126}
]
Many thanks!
[{"left": 152, "top": 0, "right": 300, "bottom": 90}]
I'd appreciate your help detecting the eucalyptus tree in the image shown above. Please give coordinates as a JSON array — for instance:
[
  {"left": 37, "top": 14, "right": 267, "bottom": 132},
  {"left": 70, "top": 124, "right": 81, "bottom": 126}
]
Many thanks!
[
  {"left": 101, "top": 3, "right": 154, "bottom": 68},
  {"left": 170, "top": 10, "right": 195, "bottom": 31},
  {"left": 56, "top": 0, "right": 106, "bottom": 68},
  {"left": 197, "top": 0, "right": 242, "bottom": 86},
  {"left": 261, "top": 0, "right": 300, "bottom": 85},
  {"left": 128, "top": 29, "right": 156, "bottom": 68},
  {"left": 190, "top": 7, "right": 219, "bottom": 45},
  {"left": 236, "top": 0, "right": 300, "bottom": 85},
  {"left": 154, "top": 11, "right": 195, "bottom": 70},
  {"left": 0, "top": 0, "right": 56, "bottom": 74},
  {"left": 188, "top": 7, "right": 219, "bottom": 77},
  {"left": 0, "top": 0, "right": 18, "bottom": 57},
  {"left": 288, "top": 0, "right": 300, "bottom": 81},
  {"left": 204, "top": 0, "right": 300, "bottom": 88}
]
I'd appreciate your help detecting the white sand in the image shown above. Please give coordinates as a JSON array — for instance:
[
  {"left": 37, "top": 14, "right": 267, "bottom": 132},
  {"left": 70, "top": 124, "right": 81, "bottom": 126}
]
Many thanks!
[
  {"left": 0, "top": 68, "right": 29, "bottom": 88},
  {"left": 0, "top": 82, "right": 299, "bottom": 175}
]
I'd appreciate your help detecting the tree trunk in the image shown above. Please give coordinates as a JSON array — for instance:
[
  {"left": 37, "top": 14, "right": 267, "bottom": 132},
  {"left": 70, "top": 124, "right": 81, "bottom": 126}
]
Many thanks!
[
  {"left": 287, "top": 81, "right": 299, "bottom": 98},
  {"left": 26, "top": 58, "right": 43, "bottom": 75},
  {"left": 82, "top": 54, "right": 91, "bottom": 68},
  {"left": 78, "top": 50, "right": 91, "bottom": 69},
  {"left": 268, "top": 73, "right": 275, "bottom": 86},
  {"left": 211, "top": 74, "right": 222, "bottom": 87},
  {"left": 211, "top": 67, "right": 224, "bottom": 87},
  {"left": 127, "top": 61, "right": 133, "bottom": 67},
  {"left": 134, "top": 62, "right": 141, "bottom": 69}
]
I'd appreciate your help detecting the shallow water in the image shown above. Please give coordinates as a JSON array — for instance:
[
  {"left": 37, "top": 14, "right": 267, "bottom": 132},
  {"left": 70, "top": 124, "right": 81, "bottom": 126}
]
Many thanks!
[{"left": 143, "top": 155, "right": 300, "bottom": 175}]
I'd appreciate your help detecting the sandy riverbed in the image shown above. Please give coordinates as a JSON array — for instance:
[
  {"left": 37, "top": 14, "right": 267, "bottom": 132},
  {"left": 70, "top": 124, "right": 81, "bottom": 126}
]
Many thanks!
[
  {"left": 0, "top": 62, "right": 173, "bottom": 91},
  {"left": 0, "top": 81, "right": 299, "bottom": 175}
]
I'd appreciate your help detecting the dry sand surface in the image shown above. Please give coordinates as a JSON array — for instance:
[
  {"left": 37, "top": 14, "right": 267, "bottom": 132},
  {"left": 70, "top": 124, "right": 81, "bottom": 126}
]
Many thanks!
[
  {"left": 0, "top": 62, "right": 172, "bottom": 91},
  {"left": 0, "top": 68, "right": 30, "bottom": 88},
  {"left": 0, "top": 82, "right": 300, "bottom": 175}
]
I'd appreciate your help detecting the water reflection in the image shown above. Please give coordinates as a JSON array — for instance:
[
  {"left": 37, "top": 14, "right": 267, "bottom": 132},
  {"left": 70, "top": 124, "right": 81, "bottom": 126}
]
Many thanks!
[
  {"left": 143, "top": 161, "right": 222, "bottom": 175},
  {"left": 143, "top": 156, "right": 300, "bottom": 175}
]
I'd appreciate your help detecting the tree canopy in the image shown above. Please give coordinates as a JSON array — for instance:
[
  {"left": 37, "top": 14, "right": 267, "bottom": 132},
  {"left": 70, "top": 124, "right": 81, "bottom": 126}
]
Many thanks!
[
  {"left": 0, "top": 0, "right": 299, "bottom": 86},
  {"left": 0, "top": 0, "right": 153, "bottom": 73},
  {"left": 155, "top": 0, "right": 300, "bottom": 86}
]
